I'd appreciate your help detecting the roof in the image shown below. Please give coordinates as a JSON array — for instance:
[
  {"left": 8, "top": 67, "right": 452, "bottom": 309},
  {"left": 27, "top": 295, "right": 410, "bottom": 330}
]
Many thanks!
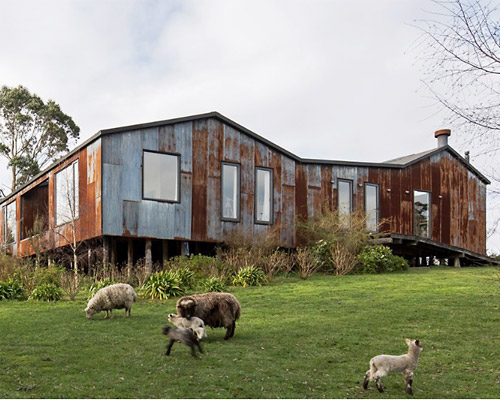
[{"left": 0, "top": 111, "right": 490, "bottom": 204}]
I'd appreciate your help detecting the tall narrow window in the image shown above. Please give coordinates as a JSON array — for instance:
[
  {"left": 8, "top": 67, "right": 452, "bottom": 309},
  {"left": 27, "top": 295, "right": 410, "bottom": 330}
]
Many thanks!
[
  {"left": 3, "top": 201, "right": 17, "bottom": 244},
  {"left": 55, "top": 161, "right": 79, "bottom": 226},
  {"left": 143, "top": 151, "right": 180, "bottom": 202},
  {"left": 255, "top": 167, "right": 273, "bottom": 224},
  {"left": 221, "top": 163, "right": 240, "bottom": 221},
  {"left": 338, "top": 179, "right": 353, "bottom": 215},
  {"left": 414, "top": 190, "right": 431, "bottom": 237},
  {"left": 365, "top": 183, "right": 379, "bottom": 232}
]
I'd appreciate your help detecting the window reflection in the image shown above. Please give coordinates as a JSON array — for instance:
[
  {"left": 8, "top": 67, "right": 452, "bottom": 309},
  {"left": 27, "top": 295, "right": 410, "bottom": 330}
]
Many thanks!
[
  {"left": 56, "top": 161, "right": 79, "bottom": 226},
  {"left": 143, "top": 152, "right": 179, "bottom": 202},
  {"left": 414, "top": 190, "right": 430, "bottom": 237},
  {"left": 365, "top": 183, "right": 379, "bottom": 232},
  {"left": 3, "top": 201, "right": 17, "bottom": 244},
  {"left": 222, "top": 163, "right": 239, "bottom": 220},
  {"left": 256, "top": 168, "right": 272, "bottom": 224}
]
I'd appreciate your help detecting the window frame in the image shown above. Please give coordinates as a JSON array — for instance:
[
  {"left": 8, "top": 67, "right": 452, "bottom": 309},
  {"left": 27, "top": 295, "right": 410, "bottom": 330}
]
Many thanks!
[
  {"left": 413, "top": 189, "right": 431, "bottom": 238},
  {"left": 221, "top": 161, "right": 241, "bottom": 222},
  {"left": 337, "top": 178, "right": 353, "bottom": 216},
  {"left": 3, "top": 200, "right": 17, "bottom": 245},
  {"left": 55, "top": 160, "right": 80, "bottom": 227},
  {"left": 142, "top": 150, "right": 181, "bottom": 203},
  {"left": 364, "top": 182, "right": 380, "bottom": 233},
  {"left": 254, "top": 166, "right": 274, "bottom": 225}
]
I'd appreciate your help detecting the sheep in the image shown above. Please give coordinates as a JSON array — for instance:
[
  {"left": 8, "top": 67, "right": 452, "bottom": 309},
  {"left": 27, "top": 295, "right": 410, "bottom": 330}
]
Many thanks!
[
  {"left": 162, "top": 325, "right": 203, "bottom": 358},
  {"left": 85, "top": 283, "right": 137, "bottom": 319},
  {"left": 176, "top": 292, "right": 241, "bottom": 340},
  {"left": 168, "top": 313, "right": 207, "bottom": 340},
  {"left": 363, "top": 338, "right": 423, "bottom": 395}
]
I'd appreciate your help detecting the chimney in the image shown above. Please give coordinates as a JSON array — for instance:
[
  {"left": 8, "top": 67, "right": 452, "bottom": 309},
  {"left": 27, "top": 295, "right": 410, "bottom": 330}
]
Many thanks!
[
  {"left": 435, "top": 129, "right": 451, "bottom": 148},
  {"left": 465, "top": 151, "right": 470, "bottom": 162}
]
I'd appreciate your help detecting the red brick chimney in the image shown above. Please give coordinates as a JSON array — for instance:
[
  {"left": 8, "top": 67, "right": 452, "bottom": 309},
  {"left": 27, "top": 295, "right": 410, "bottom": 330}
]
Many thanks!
[{"left": 435, "top": 129, "right": 451, "bottom": 148}]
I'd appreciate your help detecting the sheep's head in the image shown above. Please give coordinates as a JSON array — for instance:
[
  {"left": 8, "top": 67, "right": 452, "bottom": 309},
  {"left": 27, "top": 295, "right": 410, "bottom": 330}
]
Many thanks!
[
  {"left": 85, "top": 306, "right": 96, "bottom": 319},
  {"left": 177, "top": 298, "right": 196, "bottom": 319},
  {"left": 167, "top": 313, "right": 178, "bottom": 323},
  {"left": 405, "top": 338, "right": 423, "bottom": 353}
]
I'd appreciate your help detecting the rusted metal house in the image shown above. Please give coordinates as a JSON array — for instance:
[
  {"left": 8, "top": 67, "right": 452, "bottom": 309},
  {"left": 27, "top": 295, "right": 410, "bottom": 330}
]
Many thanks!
[{"left": 0, "top": 112, "right": 492, "bottom": 267}]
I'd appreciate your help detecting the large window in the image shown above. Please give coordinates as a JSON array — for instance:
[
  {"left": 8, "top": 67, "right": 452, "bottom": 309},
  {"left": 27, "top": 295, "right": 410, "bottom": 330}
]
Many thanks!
[
  {"left": 221, "top": 162, "right": 240, "bottom": 221},
  {"left": 143, "top": 151, "right": 180, "bottom": 202},
  {"left": 55, "top": 161, "right": 79, "bottom": 226},
  {"left": 255, "top": 167, "right": 273, "bottom": 224},
  {"left": 365, "top": 183, "right": 379, "bottom": 232},
  {"left": 3, "top": 201, "right": 17, "bottom": 244},
  {"left": 338, "top": 179, "right": 353, "bottom": 216},
  {"left": 414, "top": 190, "right": 430, "bottom": 237}
]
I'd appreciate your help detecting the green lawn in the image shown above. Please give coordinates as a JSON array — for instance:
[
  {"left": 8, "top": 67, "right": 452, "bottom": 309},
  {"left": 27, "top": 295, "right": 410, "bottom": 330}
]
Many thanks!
[{"left": 1, "top": 267, "right": 499, "bottom": 398}]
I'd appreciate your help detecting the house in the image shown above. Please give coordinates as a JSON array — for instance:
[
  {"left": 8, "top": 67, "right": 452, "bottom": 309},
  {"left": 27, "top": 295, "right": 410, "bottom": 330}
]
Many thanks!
[{"left": 0, "top": 112, "right": 493, "bottom": 268}]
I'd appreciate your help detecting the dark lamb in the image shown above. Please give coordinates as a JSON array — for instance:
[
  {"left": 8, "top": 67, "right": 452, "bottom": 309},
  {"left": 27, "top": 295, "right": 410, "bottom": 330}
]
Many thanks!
[
  {"left": 176, "top": 292, "right": 241, "bottom": 340},
  {"left": 162, "top": 325, "right": 203, "bottom": 358}
]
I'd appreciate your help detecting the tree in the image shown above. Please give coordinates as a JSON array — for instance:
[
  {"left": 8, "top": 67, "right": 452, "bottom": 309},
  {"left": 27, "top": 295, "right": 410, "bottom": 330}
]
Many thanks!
[{"left": 0, "top": 85, "right": 80, "bottom": 191}]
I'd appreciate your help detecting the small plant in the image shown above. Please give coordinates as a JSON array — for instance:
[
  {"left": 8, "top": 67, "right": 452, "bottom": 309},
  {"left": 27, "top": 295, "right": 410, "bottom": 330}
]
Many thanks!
[
  {"left": 30, "top": 283, "right": 64, "bottom": 302},
  {"left": 232, "top": 266, "right": 266, "bottom": 287},
  {"left": 295, "top": 247, "right": 323, "bottom": 279},
  {"left": 201, "top": 277, "right": 226, "bottom": 292},
  {"left": 356, "top": 245, "right": 410, "bottom": 274},
  {"left": 88, "top": 278, "right": 116, "bottom": 299},
  {"left": 0, "top": 279, "right": 26, "bottom": 300},
  {"left": 173, "top": 267, "right": 195, "bottom": 289},
  {"left": 142, "top": 270, "right": 184, "bottom": 300}
]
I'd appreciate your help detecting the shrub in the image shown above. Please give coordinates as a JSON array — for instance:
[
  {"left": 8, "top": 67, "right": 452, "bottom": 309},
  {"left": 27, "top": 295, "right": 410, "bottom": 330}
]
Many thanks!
[
  {"left": 295, "top": 247, "right": 323, "bottom": 279},
  {"left": 356, "top": 245, "right": 410, "bottom": 274},
  {"left": 201, "top": 277, "right": 226, "bottom": 292},
  {"left": 232, "top": 266, "right": 267, "bottom": 287},
  {"left": 30, "top": 283, "right": 64, "bottom": 302},
  {"left": 168, "top": 254, "right": 232, "bottom": 283},
  {"left": 87, "top": 278, "right": 116, "bottom": 300},
  {"left": 0, "top": 279, "right": 26, "bottom": 300},
  {"left": 142, "top": 270, "right": 184, "bottom": 300},
  {"left": 173, "top": 267, "right": 195, "bottom": 289}
]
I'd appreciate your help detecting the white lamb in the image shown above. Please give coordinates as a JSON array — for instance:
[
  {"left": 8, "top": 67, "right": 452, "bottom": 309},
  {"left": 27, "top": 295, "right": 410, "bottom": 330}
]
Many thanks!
[
  {"left": 85, "top": 283, "right": 137, "bottom": 319},
  {"left": 168, "top": 313, "right": 207, "bottom": 340},
  {"left": 363, "top": 338, "right": 423, "bottom": 395}
]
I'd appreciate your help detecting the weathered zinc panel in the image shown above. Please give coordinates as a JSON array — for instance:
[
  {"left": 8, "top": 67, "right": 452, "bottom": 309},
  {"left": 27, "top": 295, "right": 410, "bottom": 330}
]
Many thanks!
[
  {"left": 191, "top": 120, "right": 209, "bottom": 241},
  {"left": 281, "top": 155, "right": 296, "bottom": 247},
  {"left": 206, "top": 119, "right": 223, "bottom": 241}
]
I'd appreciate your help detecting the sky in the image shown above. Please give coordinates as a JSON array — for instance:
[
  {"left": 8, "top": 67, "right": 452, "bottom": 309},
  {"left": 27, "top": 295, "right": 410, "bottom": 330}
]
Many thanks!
[{"left": 1, "top": 0, "right": 499, "bottom": 253}]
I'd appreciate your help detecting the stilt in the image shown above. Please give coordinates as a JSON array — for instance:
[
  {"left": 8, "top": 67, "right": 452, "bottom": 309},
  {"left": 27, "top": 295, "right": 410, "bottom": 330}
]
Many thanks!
[
  {"left": 162, "top": 240, "right": 169, "bottom": 265},
  {"left": 127, "top": 238, "right": 133, "bottom": 279},
  {"left": 145, "top": 239, "right": 152, "bottom": 276}
]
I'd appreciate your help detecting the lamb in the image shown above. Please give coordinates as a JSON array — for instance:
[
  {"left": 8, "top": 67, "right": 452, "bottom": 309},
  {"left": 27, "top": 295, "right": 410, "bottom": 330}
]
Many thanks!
[
  {"left": 363, "top": 338, "right": 423, "bottom": 395},
  {"left": 162, "top": 325, "right": 203, "bottom": 358},
  {"left": 176, "top": 292, "right": 241, "bottom": 340},
  {"left": 168, "top": 313, "right": 207, "bottom": 340},
  {"left": 85, "top": 283, "right": 137, "bottom": 319}
]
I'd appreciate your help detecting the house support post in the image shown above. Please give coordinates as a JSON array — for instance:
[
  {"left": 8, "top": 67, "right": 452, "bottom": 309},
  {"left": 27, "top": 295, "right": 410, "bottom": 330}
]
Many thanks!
[
  {"left": 127, "top": 238, "right": 133, "bottom": 279},
  {"left": 162, "top": 240, "right": 169, "bottom": 265},
  {"left": 145, "top": 239, "right": 152, "bottom": 277},
  {"left": 110, "top": 238, "right": 117, "bottom": 268},
  {"left": 453, "top": 257, "right": 461, "bottom": 268},
  {"left": 103, "top": 237, "right": 110, "bottom": 267}
]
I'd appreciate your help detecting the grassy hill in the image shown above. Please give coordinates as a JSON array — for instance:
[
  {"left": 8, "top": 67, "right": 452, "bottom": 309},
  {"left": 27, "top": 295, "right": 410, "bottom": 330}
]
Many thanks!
[{"left": 0, "top": 266, "right": 499, "bottom": 398}]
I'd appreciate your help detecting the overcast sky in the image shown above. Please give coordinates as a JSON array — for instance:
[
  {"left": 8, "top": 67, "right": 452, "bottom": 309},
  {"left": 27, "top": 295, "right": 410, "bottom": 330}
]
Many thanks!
[{"left": 1, "top": 0, "right": 499, "bottom": 252}]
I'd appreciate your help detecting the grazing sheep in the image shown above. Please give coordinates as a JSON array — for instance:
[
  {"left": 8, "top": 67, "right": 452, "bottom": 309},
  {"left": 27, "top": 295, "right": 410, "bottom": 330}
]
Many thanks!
[
  {"left": 85, "top": 283, "right": 137, "bottom": 319},
  {"left": 363, "top": 338, "right": 423, "bottom": 395},
  {"left": 162, "top": 325, "right": 203, "bottom": 358},
  {"left": 168, "top": 313, "right": 207, "bottom": 340},
  {"left": 176, "top": 292, "right": 241, "bottom": 340}
]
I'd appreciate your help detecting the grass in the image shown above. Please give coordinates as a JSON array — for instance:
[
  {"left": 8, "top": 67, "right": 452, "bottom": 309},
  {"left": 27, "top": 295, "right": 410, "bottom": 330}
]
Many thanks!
[{"left": 0, "top": 266, "right": 499, "bottom": 398}]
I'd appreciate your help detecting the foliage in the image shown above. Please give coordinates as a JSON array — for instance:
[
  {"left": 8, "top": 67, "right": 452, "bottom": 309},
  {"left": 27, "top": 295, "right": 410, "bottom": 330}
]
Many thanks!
[
  {"left": 172, "top": 267, "right": 195, "bottom": 289},
  {"left": 232, "top": 265, "right": 267, "bottom": 287},
  {"left": 168, "top": 254, "right": 232, "bottom": 283},
  {"left": 59, "top": 271, "right": 82, "bottom": 301},
  {"left": 0, "top": 85, "right": 80, "bottom": 190},
  {"left": 200, "top": 276, "right": 226, "bottom": 292},
  {"left": 0, "top": 278, "right": 25, "bottom": 300},
  {"left": 142, "top": 270, "right": 184, "bottom": 300},
  {"left": 87, "top": 278, "right": 116, "bottom": 300},
  {"left": 356, "top": 245, "right": 410, "bottom": 274},
  {"left": 29, "top": 283, "right": 63, "bottom": 302},
  {"left": 294, "top": 246, "right": 323, "bottom": 279}
]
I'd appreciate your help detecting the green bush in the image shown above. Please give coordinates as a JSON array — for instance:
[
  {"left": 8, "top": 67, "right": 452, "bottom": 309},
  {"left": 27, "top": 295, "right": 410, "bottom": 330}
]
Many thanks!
[
  {"left": 201, "top": 277, "right": 226, "bottom": 292},
  {"left": 356, "top": 245, "right": 409, "bottom": 274},
  {"left": 87, "top": 278, "right": 116, "bottom": 299},
  {"left": 173, "top": 267, "right": 195, "bottom": 289},
  {"left": 232, "top": 266, "right": 267, "bottom": 287},
  {"left": 30, "top": 283, "right": 63, "bottom": 302},
  {"left": 142, "top": 270, "right": 184, "bottom": 300},
  {"left": 0, "top": 279, "right": 26, "bottom": 300},
  {"left": 33, "top": 264, "right": 65, "bottom": 286}
]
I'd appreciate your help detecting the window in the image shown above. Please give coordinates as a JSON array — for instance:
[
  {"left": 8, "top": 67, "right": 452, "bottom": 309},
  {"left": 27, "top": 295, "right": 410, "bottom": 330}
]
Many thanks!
[
  {"left": 338, "top": 179, "right": 353, "bottom": 216},
  {"left": 255, "top": 167, "right": 273, "bottom": 224},
  {"left": 414, "top": 190, "right": 430, "bottom": 237},
  {"left": 143, "top": 151, "right": 180, "bottom": 202},
  {"left": 221, "top": 163, "right": 240, "bottom": 221},
  {"left": 55, "top": 161, "right": 79, "bottom": 226},
  {"left": 365, "top": 183, "right": 379, "bottom": 232},
  {"left": 3, "top": 201, "right": 17, "bottom": 244}
]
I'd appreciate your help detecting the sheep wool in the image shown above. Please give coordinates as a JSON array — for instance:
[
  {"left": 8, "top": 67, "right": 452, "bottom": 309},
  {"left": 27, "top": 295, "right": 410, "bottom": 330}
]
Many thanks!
[
  {"left": 168, "top": 313, "right": 207, "bottom": 340},
  {"left": 85, "top": 283, "right": 137, "bottom": 319},
  {"left": 363, "top": 338, "right": 423, "bottom": 395},
  {"left": 162, "top": 325, "right": 203, "bottom": 358},
  {"left": 176, "top": 292, "right": 241, "bottom": 340}
]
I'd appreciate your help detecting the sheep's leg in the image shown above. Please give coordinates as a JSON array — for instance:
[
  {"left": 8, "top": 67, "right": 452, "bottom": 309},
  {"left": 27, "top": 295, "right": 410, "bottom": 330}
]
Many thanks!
[
  {"left": 196, "top": 341, "right": 203, "bottom": 354},
  {"left": 104, "top": 310, "right": 109, "bottom": 319},
  {"left": 224, "top": 322, "right": 235, "bottom": 340},
  {"left": 362, "top": 371, "right": 370, "bottom": 390},
  {"left": 404, "top": 371, "right": 414, "bottom": 395},
  {"left": 374, "top": 377, "right": 384, "bottom": 393},
  {"left": 190, "top": 345, "right": 197, "bottom": 358},
  {"left": 372, "top": 370, "right": 386, "bottom": 393},
  {"left": 165, "top": 339, "right": 175, "bottom": 356},
  {"left": 125, "top": 307, "right": 131, "bottom": 317},
  {"left": 230, "top": 322, "right": 236, "bottom": 338}
]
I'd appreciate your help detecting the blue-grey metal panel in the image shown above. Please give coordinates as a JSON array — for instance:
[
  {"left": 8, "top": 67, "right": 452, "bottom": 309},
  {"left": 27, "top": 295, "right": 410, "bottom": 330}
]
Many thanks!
[{"left": 102, "top": 162, "right": 123, "bottom": 235}]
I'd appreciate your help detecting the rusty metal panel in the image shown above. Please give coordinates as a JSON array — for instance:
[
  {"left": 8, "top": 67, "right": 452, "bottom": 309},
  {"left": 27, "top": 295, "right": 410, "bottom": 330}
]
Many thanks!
[
  {"left": 159, "top": 125, "right": 176, "bottom": 153},
  {"left": 191, "top": 120, "right": 208, "bottom": 241},
  {"left": 206, "top": 119, "right": 223, "bottom": 240},
  {"left": 223, "top": 124, "right": 240, "bottom": 163},
  {"left": 123, "top": 200, "right": 138, "bottom": 236},
  {"left": 175, "top": 122, "right": 193, "bottom": 173}
]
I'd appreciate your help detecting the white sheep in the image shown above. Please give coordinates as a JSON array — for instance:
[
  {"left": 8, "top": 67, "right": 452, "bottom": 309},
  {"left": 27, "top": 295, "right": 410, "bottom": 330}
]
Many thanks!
[
  {"left": 85, "top": 283, "right": 137, "bottom": 319},
  {"left": 168, "top": 313, "right": 207, "bottom": 340},
  {"left": 363, "top": 338, "right": 423, "bottom": 395}
]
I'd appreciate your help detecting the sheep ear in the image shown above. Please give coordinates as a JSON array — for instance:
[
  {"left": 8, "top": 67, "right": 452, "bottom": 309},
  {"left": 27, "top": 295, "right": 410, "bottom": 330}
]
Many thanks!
[{"left": 405, "top": 338, "right": 411, "bottom": 345}]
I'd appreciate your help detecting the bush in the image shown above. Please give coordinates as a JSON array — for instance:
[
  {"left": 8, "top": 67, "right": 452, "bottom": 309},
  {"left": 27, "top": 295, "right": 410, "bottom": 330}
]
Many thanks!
[
  {"left": 295, "top": 247, "right": 323, "bottom": 279},
  {"left": 201, "top": 277, "right": 226, "bottom": 292},
  {"left": 356, "top": 245, "right": 410, "bottom": 274},
  {"left": 232, "top": 266, "right": 267, "bottom": 287},
  {"left": 30, "top": 283, "right": 64, "bottom": 302},
  {"left": 168, "top": 254, "right": 232, "bottom": 283},
  {"left": 173, "top": 267, "right": 195, "bottom": 289},
  {"left": 142, "top": 270, "right": 184, "bottom": 300},
  {"left": 87, "top": 278, "right": 116, "bottom": 299},
  {"left": 0, "top": 279, "right": 26, "bottom": 300}
]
